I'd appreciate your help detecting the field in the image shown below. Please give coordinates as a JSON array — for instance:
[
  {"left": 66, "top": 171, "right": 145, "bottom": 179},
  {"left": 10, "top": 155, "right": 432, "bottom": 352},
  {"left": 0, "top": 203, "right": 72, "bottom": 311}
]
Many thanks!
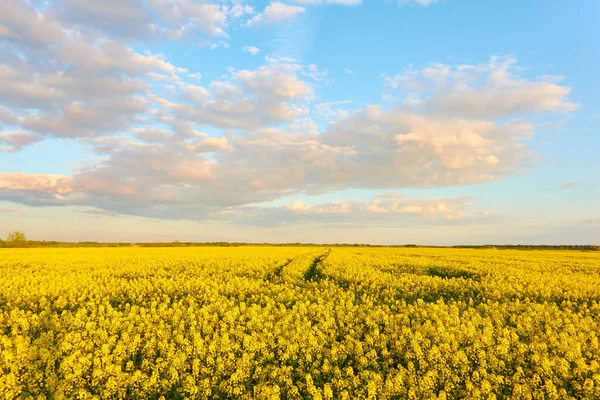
[{"left": 1, "top": 247, "right": 600, "bottom": 399}]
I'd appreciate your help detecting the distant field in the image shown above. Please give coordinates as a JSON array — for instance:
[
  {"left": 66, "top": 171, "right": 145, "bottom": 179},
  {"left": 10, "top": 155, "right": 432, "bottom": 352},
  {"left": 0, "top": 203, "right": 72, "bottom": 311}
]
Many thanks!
[{"left": 1, "top": 247, "right": 600, "bottom": 399}]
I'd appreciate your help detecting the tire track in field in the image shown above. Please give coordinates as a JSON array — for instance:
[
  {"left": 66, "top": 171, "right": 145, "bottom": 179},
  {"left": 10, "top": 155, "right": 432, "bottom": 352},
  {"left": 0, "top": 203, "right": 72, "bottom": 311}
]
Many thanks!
[
  {"left": 276, "top": 249, "right": 330, "bottom": 284},
  {"left": 303, "top": 249, "right": 331, "bottom": 282},
  {"left": 264, "top": 256, "right": 301, "bottom": 283}
]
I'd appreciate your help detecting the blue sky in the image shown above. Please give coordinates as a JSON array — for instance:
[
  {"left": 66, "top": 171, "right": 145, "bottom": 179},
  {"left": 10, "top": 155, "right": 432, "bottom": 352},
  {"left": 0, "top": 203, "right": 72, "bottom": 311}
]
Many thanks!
[{"left": 0, "top": 0, "right": 598, "bottom": 244}]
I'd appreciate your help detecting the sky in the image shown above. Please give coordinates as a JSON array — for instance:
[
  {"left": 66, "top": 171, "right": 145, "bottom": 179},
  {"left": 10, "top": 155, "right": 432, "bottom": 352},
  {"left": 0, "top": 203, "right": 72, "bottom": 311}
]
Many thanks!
[{"left": 0, "top": 0, "right": 599, "bottom": 244}]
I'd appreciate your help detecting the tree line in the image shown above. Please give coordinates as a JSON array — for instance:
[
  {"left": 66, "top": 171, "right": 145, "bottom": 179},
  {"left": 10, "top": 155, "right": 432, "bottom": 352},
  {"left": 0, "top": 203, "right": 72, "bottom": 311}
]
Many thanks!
[
  {"left": 0, "top": 233, "right": 597, "bottom": 251},
  {"left": 452, "top": 244, "right": 600, "bottom": 251}
]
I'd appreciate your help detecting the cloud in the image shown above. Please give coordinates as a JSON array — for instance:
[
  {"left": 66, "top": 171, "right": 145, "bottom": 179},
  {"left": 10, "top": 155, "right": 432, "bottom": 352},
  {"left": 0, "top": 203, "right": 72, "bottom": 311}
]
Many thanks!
[
  {"left": 247, "top": 2, "right": 305, "bottom": 26},
  {"left": 0, "top": 131, "right": 43, "bottom": 152},
  {"left": 0, "top": 5, "right": 185, "bottom": 141},
  {"left": 159, "top": 61, "right": 315, "bottom": 131},
  {"left": 315, "top": 101, "right": 352, "bottom": 119},
  {"left": 148, "top": 1, "right": 230, "bottom": 37},
  {"left": 206, "top": 194, "right": 475, "bottom": 227},
  {"left": 397, "top": 0, "right": 440, "bottom": 5},
  {"left": 384, "top": 57, "right": 578, "bottom": 119},
  {"left": 2, "top": 0, "right": 245, "bottom": 47},
  {"left": 293, "top": 0, "right": 361, "bottom": 5},
  {"left": 0, "top": 0, "right": 65, "bottom": 47},
  {"left": 209, "top": 209, "right": 245, "bottom": 218},
  {"left": 21, "top": 97, "right": 149, "bottom": 138},
  {"left": 364, "top": 195, "right": 466, "bottom": 219},
  {"left": 2, "top": 52, "right": 576, "bottom": 219},
  {"left": 283, "top": 200, "right": 352, "bottom": 214},
  {"left": 243, "top": 45, "right": 260, "bottom": 55},
  {"left": 0, "top": 2, "right": 578, "bottom": 224},
  {"left": 52, "top": 0, "right": 156, "bottom": 38},
  {"left": 344, "top": 68, "right": 353, "bottom": 75},
  {"left": 319, "top": 106, "right": 531, "bottom": 186},
  {"left": 0, "top": 173, "right": 73, "bottom": 195},
  {"left": 59, "top": 41, "right": 181, "bottom": 74},
  {"left": 53, "top": 0, "right": 232, "bottom": 39},
  {"left": 424, "top": 82, "right": 576, "bottom": 120},
  {"left": 79, "top": 208, "right": 120, "bottom": 217}
]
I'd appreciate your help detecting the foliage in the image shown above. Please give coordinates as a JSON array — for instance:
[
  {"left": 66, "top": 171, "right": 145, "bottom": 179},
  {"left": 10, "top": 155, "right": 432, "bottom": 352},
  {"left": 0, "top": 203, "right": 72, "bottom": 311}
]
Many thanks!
[
  {"left": 9, "top": 240, "right": 600, "bottom": 251},
  {"left": 7, "top": 231, "right": 26, "bottom": 242},
  {"left": 1, "top": 247, "right": 600, "bottom": 398},
  {"left": 2, "top": 231, "right": 27, "bottom": 247}
]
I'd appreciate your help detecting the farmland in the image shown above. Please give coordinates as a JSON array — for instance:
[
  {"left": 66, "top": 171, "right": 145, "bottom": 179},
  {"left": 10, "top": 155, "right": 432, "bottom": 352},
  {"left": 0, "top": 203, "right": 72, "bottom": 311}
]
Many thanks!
[{"left": 1, "top": 247, "right": 600, "bottom": 399}]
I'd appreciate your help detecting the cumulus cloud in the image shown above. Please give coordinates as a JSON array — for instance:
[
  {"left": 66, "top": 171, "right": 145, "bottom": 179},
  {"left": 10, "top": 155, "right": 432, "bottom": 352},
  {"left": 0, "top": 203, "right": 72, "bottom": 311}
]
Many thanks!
[
  {"left": 0, "top": 173, "right": 73, "bottom": 195},
  {"left": 204, "top": 194, "right": 475, "bottom": 227},
  {"left": 52, "top": 0, "right": 156, "bottom": 38},
  {"left": 384, "top": 57, "right": 578, "bottom": 119},
  {"left": 0, "top": 1, "right": 578, "bottom": 223},
  {"left": 397, "top": 0, "right": 440, "bottom": 5},
  {"left": 2, "top": 0, "right": 253, "bottom": 48},
  {"left": 0, "top": 131, "right": 43, "bottom": 152},
  {"left": 21, "top": 98, "right": 148, "bottom": 139},
  {"left": 0, "top": 0, "right": 65, "bottom": 47},
  {"left": 60, "top": 41, "right": 181, "bottom": 74},
  {"left": 293, "top": 0, "right": 361, "bottom": 5},
  {"left": 0, "top": 53, "right": 576, "bottom": 219},
  {"left": 316, "top": 101, "right": 352, "bottom": 119},
  {"left": 364, "top": 195, "right": 467, "bottom": 219},
  {"left": 283, "top": 200, "right": 352, "bottom": 214},
  {"left": 280, "top": 195, "right": 467, "bottom": 220},
  {"left": 0, "top": 2, "right": 186, "bottom": 141},
  {"left": 247, "top": 2, "right": 305, "bottom": 26},
  {"left": 52, "top": 0, "right": 234, "bottom": 39},
  {"left": 209, "top": 209, "right": 245, "bottom": 218},
  {"left": 243, "top": 45, "right": 260, "bottom": 55},
  {"left": 158, "top": 61, "right": 316, "bottom": 131}
]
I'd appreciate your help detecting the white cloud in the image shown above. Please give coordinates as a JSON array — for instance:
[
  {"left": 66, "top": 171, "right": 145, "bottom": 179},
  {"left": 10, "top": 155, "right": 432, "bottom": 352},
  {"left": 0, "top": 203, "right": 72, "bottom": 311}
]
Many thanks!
[
  {"left": 246, "top": 2, "right": 305, "bottom": 26},
  {"left": 0, "top": 0, "right": 65, "bottom": 47},
  {"left": 284, "top": 201, "right": 313, "bottom": 212},
  {"left": 1, "top": 51, "right": 576, "bottom": 219},
  {"left": 365, "top": 196, "right": 466, "bottom": 219},
  {"left": 0, "top": 173, "right": 73, "bottom": 195},
  {"left": 293, "top": 0, "right": 361, "bottom": 5},
  {"left": 0, "top": 1, "right": 578, "bottom": 224},
  {"left": 158, "top": 61, "right": 315, "bottom": 131},
  {"left": 208, "top": 194, "right": 472, "bottom": 226},
  {"left": 397, "top": 0, "right": 440, "bottom": 5},
  {"left": 53, "top": 0, "right": 156, "bottom": 38},
  {"left": 21, "top": 97, "right": 149, "bottom": 138},
  {"left": 316, "top": 101, "right": 352, "bottom": 119},
  {"left": 60, "top": 41, "right": 181, "bottom": 74},
  {"left": 243, "top": 45, "right": 260, "bottom": 55},
  {"left": 53, "top": 0, "right": 231, "bottom": 38},
  {"left": 384, "top": 57, "right": 578, "bottom": 119},
  {"left": 0, "top": 131, "right": 43, "bottom": 152},
  {"left": 209, "top": 209, "right": 245, "bottom": 218}
]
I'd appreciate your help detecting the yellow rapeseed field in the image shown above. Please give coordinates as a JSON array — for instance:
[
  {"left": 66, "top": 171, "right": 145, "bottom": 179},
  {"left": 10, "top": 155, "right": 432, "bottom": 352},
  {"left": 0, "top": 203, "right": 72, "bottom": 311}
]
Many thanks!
[{"left": 1, "top": 246, "right": 600, "bottom": 399}]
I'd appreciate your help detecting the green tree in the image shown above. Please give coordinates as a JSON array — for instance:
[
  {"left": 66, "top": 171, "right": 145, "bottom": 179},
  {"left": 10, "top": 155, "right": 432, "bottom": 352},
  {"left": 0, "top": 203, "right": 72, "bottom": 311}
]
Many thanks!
[{"left": 7, "top": 231, "right": 27, "bottom": 246}]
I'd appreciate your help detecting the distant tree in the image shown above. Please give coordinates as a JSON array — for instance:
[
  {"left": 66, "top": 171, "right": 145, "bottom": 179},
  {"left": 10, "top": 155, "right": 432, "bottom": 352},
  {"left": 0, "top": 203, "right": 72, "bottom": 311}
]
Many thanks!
[{"left": 7, "top": 231, "right": 27, "bottom": 246}]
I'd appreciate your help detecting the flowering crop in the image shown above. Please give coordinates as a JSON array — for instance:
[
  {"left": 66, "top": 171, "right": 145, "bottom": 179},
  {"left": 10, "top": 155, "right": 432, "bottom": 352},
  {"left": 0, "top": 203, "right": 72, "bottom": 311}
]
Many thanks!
[{"left": 1, "top": 246, "right": 600, "bottom": 399}]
